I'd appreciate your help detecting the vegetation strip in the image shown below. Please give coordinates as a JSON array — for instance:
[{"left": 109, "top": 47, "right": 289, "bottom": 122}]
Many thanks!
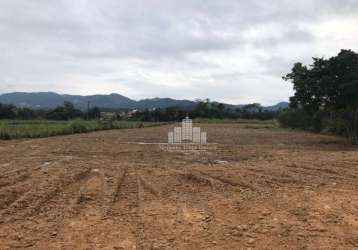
[{"left": 0, "top": 120, "right": 165, "bottom": 140}]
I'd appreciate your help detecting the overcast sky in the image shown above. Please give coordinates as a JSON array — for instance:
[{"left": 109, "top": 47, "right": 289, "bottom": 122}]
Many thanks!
[{"left": 0, "top": 0, "right": 357, "bottom": 105}]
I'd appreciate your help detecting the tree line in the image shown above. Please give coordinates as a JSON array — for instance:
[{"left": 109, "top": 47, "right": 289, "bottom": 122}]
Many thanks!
[
  {"left": 130, "top": 100, "right": 278, "bottom": 122},
  {"left": 0, "top": 101, "right": 101, "bottom": 120},
  {"left": 1, "top": 99, "right": 279, "bottom": 122},
  {"left": 279, "top": 49, "right": 358, "bottom": 143}
]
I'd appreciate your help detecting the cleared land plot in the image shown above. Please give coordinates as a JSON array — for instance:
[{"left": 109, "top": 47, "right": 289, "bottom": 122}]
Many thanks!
[{"left": 0, "top": 123, "right": 357, "bottom": 249}]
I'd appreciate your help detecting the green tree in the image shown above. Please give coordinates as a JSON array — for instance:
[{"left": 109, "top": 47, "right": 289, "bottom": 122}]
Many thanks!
[
  {"left": 87, "top": 106, "right": 101, "bottom": 119},
  {"left": 283, "top": 49, "right": 358, "bottom": 142},
  {"left": 46, "top": 102, "right": 83, "bottom": 120},
  {"left": 17, "top": 108, "right": 37, "bottom": 119},
  {"left": 0, "top": 103, "right": 16, "bottom": 119}
]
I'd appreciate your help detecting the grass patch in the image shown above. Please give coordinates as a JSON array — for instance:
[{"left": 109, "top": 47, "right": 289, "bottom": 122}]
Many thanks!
[
  {"left": 193, "top": 118, "right": 278, "bottom": 128},
  {"left": 0, "top": 119, "right": 165, "bottom": 140},
  {"left": 193, "top": 118, "right": 275, "bottom": 124}
]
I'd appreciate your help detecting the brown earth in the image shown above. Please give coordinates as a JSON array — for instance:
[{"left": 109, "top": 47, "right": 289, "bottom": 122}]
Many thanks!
[{"left": 0, "top": 123, "right": 358, "bottom": 250}]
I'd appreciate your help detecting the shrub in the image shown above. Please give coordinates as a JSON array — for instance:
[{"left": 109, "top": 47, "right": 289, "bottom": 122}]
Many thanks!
[
  {"left": 0, "top": 131, "right": 11, "bottom": 140},
  {"left": 278, "top": 109, "right": 312, "bottom": 130},
  {"left": 335, "top": 108, "right": 358, "bottom": 144},
  {"left": 70, "top": 120, "right": 89, "bottom": 133},
  {"left": 311, "top": 110, "right": 329, "bottom": 133},
  {"left": 98, "top": 120, "right": 115, "bottom": 130}
]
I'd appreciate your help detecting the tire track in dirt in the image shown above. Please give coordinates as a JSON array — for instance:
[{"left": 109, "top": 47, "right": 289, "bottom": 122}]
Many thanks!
[
  {"left": 30, "top": 168, "right": 93, "bottom": 217},
  {"left": 163, "top": 168, "right": 215, "bottom": 188},
  {"left": 32, "top": 165, "right": 133, "bottom": 249},
  {"left": 239, "top": 168, "right": 305, "bottom": 188},
  {"left": 284, "top": 164, "right": 358, "bottom": 187},
  {"left": 291, "top": 160, "right": 358, "bottom": 175},
  {"left": 47, "top": 165, "right": 124, "bottom": 214},
  {"left": 0, "top": 185, "right": 29, "bottom": 211},
  {"left": 143, "top": 167, "right": 239, "bottom": 202},
  {"left": 0, "top": 167, "right": 95, "bottom": 249},
  {"left": 135, "top": 167, "right": 240, "bottom": 249},
  {"left": 0, "top": 167, "right": 92, "bottom": 220},
  {"left": 286, "top": 163, "right": 341, "bottom": 174},
  {"left": 109, "top": 165, "right": 188, "bottom": 249},
  {"left": 177, "top": 171, "right": 214, "bottom": 188},
  {"left": 111, "top": 166, "right": 129, "bottom": 203},
  {"left": 135, "top": 168, "right": 185, "bottom": 250},
  {"left": 152, "top": 168, "right": 215, "bottom": 198},
  {"left": 196, "top": 169, "right": 258, "bottom": 191},
  {"left": 138, "top": 174, "right": 160, "bottom": 197},
  {"left": 66, "top": 170, "right": 108, "bottom": 215},
  {"left": 135, "top": 169, "right": 154, "bottom": 250},
  {"left": 0, "top": 172, "right": 30, "bottom": 190},
  {"left": 104, "top": 165, "right": 142, "bottom": 249}
]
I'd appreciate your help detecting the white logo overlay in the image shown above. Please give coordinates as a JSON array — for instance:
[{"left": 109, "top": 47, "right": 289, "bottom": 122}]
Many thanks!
[{"left": 160, "top": 116, "right": 214, "bottom": 151}]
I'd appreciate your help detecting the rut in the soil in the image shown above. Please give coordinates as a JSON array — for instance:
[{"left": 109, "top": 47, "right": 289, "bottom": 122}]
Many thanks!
[
  {"left": 0, "top": 167, "right": 92, "bottom": 219},
  {"left": 112, "top": 166, "right": 128, "bottom": 203},
  {"left": 138, "top": 175, "right": 160, "bottom": 197},
  {"left": 196, "top": 169, "right": 257, "bottom": 191},
  {"left": 0, "top": 171, "right": 30, "bottom": 189}
]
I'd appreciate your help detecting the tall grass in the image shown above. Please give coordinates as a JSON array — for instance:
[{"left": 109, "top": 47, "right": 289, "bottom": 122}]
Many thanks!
[
  {"left": 0, "top": 119, "right": 164, "bottom": 140},
  {"left": 193, "top": 118, "right": 277, "bottom": 128},
  {"left": 193, "top": 117, "right": 276, "bottom": 124}
]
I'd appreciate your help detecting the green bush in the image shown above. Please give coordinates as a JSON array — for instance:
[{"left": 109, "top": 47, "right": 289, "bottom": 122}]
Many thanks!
[
  {"left": 70, "top": 120, "right": 89, "bottom": 133},
  {"left": 278, "top": 109, "right": 312, "bottom": 130},
  {"left": 0, "top": 131, "right": 11, "bottom": 140},
  {"left": 279, "top": 108, "right": 358, "bottom": 143},
  {"left": 311, "top": 110, "right": 329, "bottom": 133},
  {"left": 97, "top": 120, "right": 115, "bottom": 130},
  {"left": 335, "top": 108, "right": 358, "bottom": 144}
]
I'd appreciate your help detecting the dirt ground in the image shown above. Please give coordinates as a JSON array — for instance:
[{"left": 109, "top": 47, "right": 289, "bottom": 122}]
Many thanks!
[{"left": 0, "top": 123, "right": 357, "bottom": 250}]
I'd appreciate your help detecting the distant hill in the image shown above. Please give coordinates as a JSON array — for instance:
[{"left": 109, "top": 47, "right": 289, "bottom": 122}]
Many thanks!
[
  {"left": 264, "top": 102, "right": 289, "bottom": 111},
  {"left": 0, "top": 92, "right": 288, "bottom": 111},
  {"left": 0, "top": 92, "right": 138, "bottom": 109},
  {"left": 136, "top": 98, "right": 195, "bottom": 109},
  {"left": 0, "top": 92, "right": 196, "bottom": 110}
]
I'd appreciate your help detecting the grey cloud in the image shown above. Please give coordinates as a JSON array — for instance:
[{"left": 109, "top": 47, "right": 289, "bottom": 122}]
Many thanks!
[{"left": 0, "top": 0, "right": 357, "bottom": 104}]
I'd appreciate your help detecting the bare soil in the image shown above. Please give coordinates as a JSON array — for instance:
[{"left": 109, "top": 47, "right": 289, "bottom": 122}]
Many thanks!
[{"left": 0, "top": 124, "right": 357, "bottom": 249}]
